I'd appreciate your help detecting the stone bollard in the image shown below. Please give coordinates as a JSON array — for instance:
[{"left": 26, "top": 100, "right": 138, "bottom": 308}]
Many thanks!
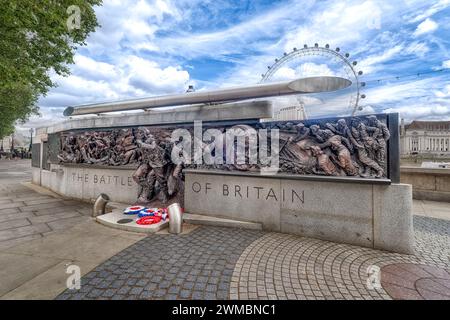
[
  {"left": 92, "top": 193, "right": 110, "bottom": 217},
  {"left": 167, "top": 203, "right": 183, "bottom": 234}
]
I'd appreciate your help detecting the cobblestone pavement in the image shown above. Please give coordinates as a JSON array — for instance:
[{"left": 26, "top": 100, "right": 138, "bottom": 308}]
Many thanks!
[
  {"left": 0, "top": 159, "right": 92, "bottom": 250},
  {"left": 58, "top": 215, "right": 449, "bottom": 300},
  {"left": 57, "top": 227, "right": 264, "bottom": 300},
  {"left": 230, "top": 216, "right": 449, "bottom": 300}
]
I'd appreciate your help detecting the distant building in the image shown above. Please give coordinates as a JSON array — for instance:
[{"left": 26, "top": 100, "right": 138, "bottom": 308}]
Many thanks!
[
  {"left": 273, "top": 105, "right": 307, "bottom": 121},
  {"left": 263, "top": 99, "right": 307, "bottom": 122},
  {"left": 0, "top": 131, "right": 30, "bottom": 152},
  {"left": 400, "top": 119, "right": 450, "bottom": 156},
  {"left": 1, "top": 136, "right": 12, "bottom": 152}
]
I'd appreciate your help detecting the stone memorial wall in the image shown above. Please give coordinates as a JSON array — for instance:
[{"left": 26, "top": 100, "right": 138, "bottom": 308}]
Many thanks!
[{"left": 50, "top": 113, "right": 398, "bottom": 207}]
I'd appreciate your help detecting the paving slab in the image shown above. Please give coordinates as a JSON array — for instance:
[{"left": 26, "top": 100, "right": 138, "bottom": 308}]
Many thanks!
[
  {"left": 0, "top": 223, "right": 51, "bottom": 242},
  {"left": 0, "top": 252, "right": 62, "bottom": 296},
  {"left": 33, "top": 205, "right": 91, "bottom": 216},
  {"left": 0, "top": 218, "right": 31, "bottom": 231},
  {"left": 4, "top": 220, "right": 146, "bottom": 263},
  {"left": 0, "top": 234, "right": 43, "bottom": 251},
  {"left": 0, "top": 211, "right": 35, "bottom": 224},
  {"left": 1, "top": 260, "right": 99, "bottom": 300},
  {"left": 0, "top": 202, "right": 25, "bottom": 210},
  {"left": 28, "top": 211, "right": 84, "bottom": 224}
]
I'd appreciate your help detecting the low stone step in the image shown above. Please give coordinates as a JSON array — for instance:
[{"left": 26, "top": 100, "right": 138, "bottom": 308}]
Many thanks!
[
  {"left": 183, "top": 213, "right": 262, "bottom": 230},
  {"left": 96, "top": 210, "right": 168, "bottom": 234}
]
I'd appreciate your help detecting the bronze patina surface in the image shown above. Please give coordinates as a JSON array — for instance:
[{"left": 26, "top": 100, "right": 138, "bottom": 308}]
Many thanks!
[{"left": 56, "top": 114, "right": 392, "bottom": 206}]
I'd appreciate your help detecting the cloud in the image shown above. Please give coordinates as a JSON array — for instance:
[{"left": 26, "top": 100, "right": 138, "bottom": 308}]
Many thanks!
[
  {"left": 406, "top": 0, "right": 450, "bottom": 23},
  {"left": 413, "top": 18, "right": 439, "bottom": 36},
  {"left": 126, "top": 56, "right": 189, "bottom": 93},
  {"left": 363, "top": 75, "right": 450, "bottom": 121},
  {"left": 358, "top": 45, "right": 403, "bottom": 74},
  {"left": 73, "top": 55, "right": 118, "bottom": 81},
  {"left": 18, "top": 0, "right": 450, "bottom": 130}
]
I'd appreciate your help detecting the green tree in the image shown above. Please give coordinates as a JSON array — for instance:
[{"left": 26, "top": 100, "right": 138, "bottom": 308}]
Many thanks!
[{"left": 0, "top": 0, "right": 102, "bottom": 139}]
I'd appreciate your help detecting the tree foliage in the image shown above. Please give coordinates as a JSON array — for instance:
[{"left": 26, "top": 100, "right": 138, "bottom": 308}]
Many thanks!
[{"left": 0, "top": 0, "right": 102, "bottom": 138}]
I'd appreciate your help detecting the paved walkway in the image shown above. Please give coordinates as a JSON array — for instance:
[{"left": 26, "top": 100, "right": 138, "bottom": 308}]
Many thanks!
[
  {"left": 0, "top": 159, "right": 449, "bottom": 300},
  {"left": 0, "top": 159, "right": 92, "bottom": 250},
  {"left": 0, "top": 160, "right": 146, "bottom": 299}
]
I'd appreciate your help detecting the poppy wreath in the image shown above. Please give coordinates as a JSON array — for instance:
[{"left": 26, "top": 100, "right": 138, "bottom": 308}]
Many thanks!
[{"left": 136, "top": 215, "right": 162, "bottom": 225}]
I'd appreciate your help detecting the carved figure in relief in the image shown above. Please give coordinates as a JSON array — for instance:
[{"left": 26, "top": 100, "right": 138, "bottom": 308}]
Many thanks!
[
  {"left": 366, "top": 115, "right": 390, "bottom": 162},
  {"left": 318, "top": 134, "right": 358, "bottom": 176},
  {"left": 133, "top": 132, "right": 170, "bottom": 203},
  {"left": 309, "top": 145, "right": 339, "bottom": 176}
]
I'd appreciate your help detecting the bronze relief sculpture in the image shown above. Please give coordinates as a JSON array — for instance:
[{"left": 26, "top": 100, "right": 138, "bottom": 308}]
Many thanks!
[{"left": 57, "top": 115, "right": 391, "bottom": 206}]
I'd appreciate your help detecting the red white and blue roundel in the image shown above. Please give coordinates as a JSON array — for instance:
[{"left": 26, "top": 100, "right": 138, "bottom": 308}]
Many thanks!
[
  {"left": 123, "top": 206, "right": 146, "bottom": 215},
  {"left": 138, "top": 208, "right": 158, "bottom": 217}
]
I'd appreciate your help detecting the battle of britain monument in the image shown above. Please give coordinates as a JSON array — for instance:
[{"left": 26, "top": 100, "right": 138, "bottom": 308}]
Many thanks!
[{"left": 31, "top": 75, "right": 414, "bottom": 254}]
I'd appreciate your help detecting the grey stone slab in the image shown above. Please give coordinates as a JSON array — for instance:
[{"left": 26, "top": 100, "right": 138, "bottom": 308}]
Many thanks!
[
  {"left": 280, "top": 209, "right": 373, "bottom": 247},
  {"left": 0, "top": 218, "right": 31, "bottom": 231},
  {"left": 75, "top": 207, "right": 92, "bottom": 216},
  {"left": 12, "top": 195, "right": 54, "bottom": 203},
  {"left": 33, "top": 205, "right": 89, "bottom": 216},
  {"left": 0, "top": 211, "right": 34, "bottom": 223},
  {"left": 0, "top": 252, "right": 61, "bottom": 296},
  {"left": 373, "top": 184, "right": 415, "bottom": 254},
  {"left": 280, "top": 179, "right": 373, "bottom": 247},
  {"left": 24, "top": 198, "right": 62, "bottom": 206},
  {"left": 0, "top": 196, "right": 15, "bottom": 201},
  {"left": 185, "top": 172, "right": 281, "bottom": 230},
  {"left": 0, "top": 223, "right": 51, "bottom": 242},
  {"left": 20, "top": 201, "right": 66, "bottom": 212},
  {"left": 28, "top": 211, "right": 83, "bottom": 224},
  {"left": 0, "top": 260, "right": 100, "bottom": 300},
  {"left": 183, "top": 213, "right": 262, "bottom": 230},
  {"left": 0, "top": 202, "right": 25, "bottom": 210},
  {"left": 39, "top": 165, "right": 138, "bottom": 204},
  {"left": 0, "top": 234, "right": 43, "bottom": 251},
  {"left": 46, "top": 216, "right": 90, "bottom": 232},
  {"left": 4, "top": 222, "right": 144, "bottom": 263},
  {"left": 0, "top": 208, "right": 20, "bottom": 215}
]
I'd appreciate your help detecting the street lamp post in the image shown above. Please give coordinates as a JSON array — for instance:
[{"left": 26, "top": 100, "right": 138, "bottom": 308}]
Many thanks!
[
  {"left": 11, "top": 132, "right": 14, "bottom": 153},
  {"left": 29, "top": 128, "right": 33, "bottom": 152}
]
